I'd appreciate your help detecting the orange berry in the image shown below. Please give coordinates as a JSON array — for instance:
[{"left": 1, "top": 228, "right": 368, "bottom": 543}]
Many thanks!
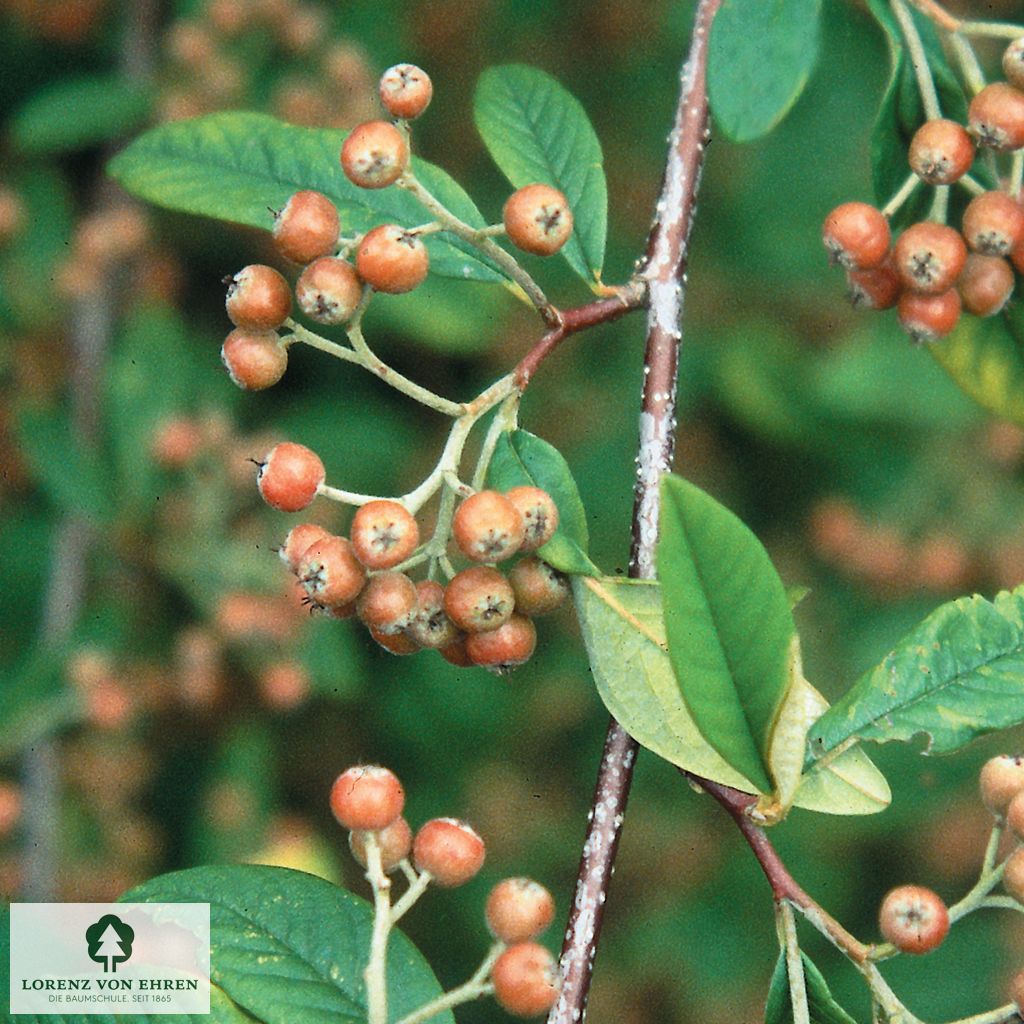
[
  {"left": 503, "top": 184, "right": 573, "bottom": 256},
  {"left": 491, "top": 942, "right": 560, "bottom": 1017},
  {"left": 509, "top": 556, "right": 569, "bottom": 617},
  {"left": 330, "top": 765, "right": 405, "bottom": 831},
  {"left": 356, "top": 224, "right": 429, "bottom": 294},
  {"left": 278, "top": 522, "right": 331, "bottom": 574},
  {"left": 822, "top": 202, "right": 890, "bottom": 270},
  {"left": 350, "top": 500, "right": 419, "bottom": 569},
  {"left": 486, "top": 878, "right": 556, "bottom": 944},
  {"left": 256, "top": 442, "right": 325, "bottom": 512},
  {"left": 846, "top": 259, "right": 901, "bottom": 310},
  {"left": 878, "top": 885, "right": 949, "bottom": 954},
  {"left": 413, "top": 818, "right": 485, "bottom": 886},
  {"left": 221, "top": 328, "right": 288, "bottom": 390},
  {"left": 961, "top": 191, "right": 1024, "bottom": 256},
  {"left": 272, "top": 190, "right": 340, "bottom": 264},
  {"left": 453, "top": 490, "right": 525, "bottom": 563},
  {"left": 295, "top": 257, "right": 362, "bottom": 325},
  {"left": 980, "top": 754, "right": 1024, "bottom": 818},
  {"left": 225, "top": 264, "right": 292, "bottom": 330},
  {"left": 505, "top": 486, "right": 559, "bottom": 551},
  {"left": 405, "top": 580, "right": 461, "bottom": 650},
  {"left": 465, "top": 614, "right": 537, "bottom": 674},
  {"left": 893, "top": 222, "right": 967, "bottom": 294},
  {"left": 908, "top": 118, "right": 975, "bottom": 184},
  {"left": 379, "top": 63, "right": 433, "bottom": 120},
  {"left": 349, "top": 816, "right": 413, "bottom": 872},
  {"left": 969, "top": 83, "right": 1024, "bottom": 151},
  {"left": 897, "top": 288, "right": 961, "bottom": 344},
  {"left": 297, "top": 535, "right": 366, "bottom": 609},
  {"left": 356, "top": 571, "right": 419, "bottom": 634},
  {"left": 958, "top": 254, "right": 1014, "bottom": 317},
  {"left": 444, "top": 566, "right": 515, "bottom": 634},
  {"left": 340, "top": 121, "right": 409, "bottom": 189}
]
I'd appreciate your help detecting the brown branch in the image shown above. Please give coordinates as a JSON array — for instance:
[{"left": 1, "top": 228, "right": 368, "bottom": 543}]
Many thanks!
[{"left": 548, "top": 3, "right": 722, "bottom": 1021}]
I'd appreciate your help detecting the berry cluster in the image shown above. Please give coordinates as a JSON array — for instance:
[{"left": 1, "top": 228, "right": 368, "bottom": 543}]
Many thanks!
[
  {"left": 330, "top": 764, "right": 560, "bottom": 1018},
  {"left": 263, "top": 457, "right": 569, "bottom": 672},
  {"left": 219, "top": 62, "right": 573, "bottom": 390},
  {"left": 824, "top": 36, "right": 1024, "bottom": 343}
]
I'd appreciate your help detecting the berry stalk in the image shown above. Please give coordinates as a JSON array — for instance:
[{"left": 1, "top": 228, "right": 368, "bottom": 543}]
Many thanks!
[{"left": 548, "top": 2, "right": 721, "bottom": 1020}]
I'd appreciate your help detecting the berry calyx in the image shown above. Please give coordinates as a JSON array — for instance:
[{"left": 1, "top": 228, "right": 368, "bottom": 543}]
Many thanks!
[
  {"left": 330, "top": 765, "right": 405, "bottom": 832},
  {"left": 908, "top": 118, "right": 975, "bottom": 185},
  {"left": 846, "top": 260, "right": 901, "bottom": 311},
  {"left": 340, "top": 121, "right": 409, "bottom": 189},
  {"left": 279, "top": 522, "right": 331, "bottom": 573},
  {"left": 958, "top": 254, "right": 1014, "bottom": 317},
  {"left": 256, "top": 442, "right": 325, "bottom": 512},
  {"left": 225, "top": 264, "right": 292, "bottom": 330},
  {"left": 349, "top": 816, "right": 413, "bottom": 873},
  {"left": 968, "top": 83, "right": 1024, "bottom": 151},
  {"left": 355, "top": 224, "right": 429, "bottom": 294},
  {"left": 509, "top": 557, "right": 570, "bottom": 617},
  {"left": 822, "top": 202, "right": 890, "bottom": 270},
  {"left": 453, "top": 490, "right": 525, "bottom": 563},
  {"left": 412, "top": 817, "right": 485, "bottom": 886},
  {"left": 406, "top": 580, "right": 461, "bottom": 649},
  {"left": 962, "top": 191, "right": 1024, "bottom": 257},
  {"left": 272, "top": 190, "right": 340, "bottom": 264},
  {"left": 491, "top": 943, "right": 560, "bottom": 1018},
  {"left": 893, "top": 222, "right": 967, "bottom": 294},
  {"left": 980, "top": 754, "right": 1024, "bottom": 818},
  {"left": 878, "top": 885, "right": 949, "bottom": 954},
  {"left": 356, "top": 571, "right": 419, "bottom": 634},
  {"left": 505, "top": 486, "right": 560, "bottom": 551},
  {"left": 486, "top": 878, "right": 556, "bottom": 944},
  {"left": 379, "top": 63, "right": 433, "bottom": 120},
  {"left": 444, "top": 566, "right": 515, "bottom": 633},
  {"left": 295, "top": 257, "right": 363, "bottom": 325},
  {"left": 897, "top": 289, "right": 961, "bottom": 344},
  {"left": 297, "top": 535, "right": 367, "bottom": 608},
  {"left": 221, "top": 328, "right": 288, "bottom": 390},
  {"left": 350, "top": 500, "right": 420, "bottom": 569},
  {"left": 465, "top": 614, "right": 537, "bottom": 674},
  {"left": 503, "top": 184, "right": 574, "bottom": 257}
]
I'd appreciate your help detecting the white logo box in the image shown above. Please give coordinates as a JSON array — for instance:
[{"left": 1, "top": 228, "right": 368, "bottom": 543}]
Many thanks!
[{"left": 9, "top": 903, "right": 210, "bottom": 1015}]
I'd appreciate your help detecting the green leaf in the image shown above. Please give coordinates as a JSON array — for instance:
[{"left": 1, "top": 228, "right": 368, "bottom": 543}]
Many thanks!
[
  {"left": 124, "top": 865, "right": 454, "bottom": 1024},
  {"left": 809, "top": 584, "right": 1024, "bottom": 760},
  {"left": 867, "top": 0, "right": 973, "bottom": 228},
  {"left": 765, "top": 948, "right": 858, "bottom": 1024},
  {"left": 486, "top": 429, "right": 599, "bottom": 576},
  {"left": 707, "top": 0, "right": 822, "bottom": 143},
  {"left": 12, "top": 74, "right": 154, "bottom": 155},
  {"left": 108, "top": 112, "right": 505, "bottom": 285},
  {"left": 16, "top": 406, "right": 114, "bottom": 522},
  {"left": 658, "top": 475, "right": 795, "bottom": 793},
  {"left": 473, "top": 64, "right": 607, "bottom": 283},
  {"left": 573, "top": 575, "right": 887, "bottom": 813},
  {"left": 929, "top": 305, "right": 1024, "bottom": 428}
]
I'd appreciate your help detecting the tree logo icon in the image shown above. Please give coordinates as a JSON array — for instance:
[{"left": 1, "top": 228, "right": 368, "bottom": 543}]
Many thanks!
[{"left": 85, "top": 914, "right": 134, "bottom": 973}]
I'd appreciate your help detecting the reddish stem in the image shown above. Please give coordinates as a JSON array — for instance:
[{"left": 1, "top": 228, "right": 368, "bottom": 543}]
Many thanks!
[{"left": 547, "top": 3, "right": 721, "bottom": 1021}]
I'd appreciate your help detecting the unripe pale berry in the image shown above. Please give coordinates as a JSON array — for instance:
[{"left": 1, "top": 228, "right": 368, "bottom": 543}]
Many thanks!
[
  {"left": 298, "top": 535, "right": 367, "bottom": 608},
  {"left": 225, "top": 264, "right": 292, "bottom": 330},
  {"left": 1005, "top": 848, "right": 1024, "bottom": 902},
  {"left": 491, "top": 942, "right": 560, "bottom": 1018},
  {"left": 822, "top": 202, "right": 890, "bottom": 270},
  {"left": 1004, "top": 38, "right": 1024, "bottom": 90},
  {"left": 370, "top": 626, "right": 421, "bottom": 655},
  {"left": 1006, "top": 789, "right": 1024, "bottom": 841},
  {"left": 908, "top": 118, "right": 975, "bottom": 185},
  {"left": 503, "top": 184, "right": 573, "bottom": 256},
  {"left": 221, "top": 327, "right": 288, "bottom": 390},
  {"left": 453, "top": 490, "right": 525, "bottom": 563},
  {"left": 897, "top": 288, "right": 961, "bottom": 343},
  {"left": 444, "top": 566, "right": 515, "bottom": 633},
  {"left": 509, "top": 557, "right": 569, "bottom": 617},
  {"left": 846, "top": 260, "right": 901, "bottom": 311},
  {"left": 272, "top": 190, "right": 340, "bottom": 264},
  {"left": 878, "top": 885, "right": 949, "bottom": 954},
  {"left": 958, "top": 254, "right": 1014, "bottom": 317},
  {"left": 356, "top": 571, "right": 419, "bottom": 634},
  {"left": 257, "top": 442, "right": 325, "bottom": 512},
  {"left": 980, "top": 754, "right": 1024, "bottom": 818},
  {"left": 413, "top": 817, "right": 485, "bottom": 886},
  {"left": 340, "top": 121, "right": 409, "bottom": 189},
  {"left": 465, "top": 614, "right": 537, "bottom": 674},
  {"left": 349, "top": 816, "right": 413, "bottom": 873},
  {"left": 486, "top": 878, "right": 556, "bottom": 944},
  {"left": 893, "top": 222, "right": 967, "bottom": 294},
  {"left": 379, "top": 63, "right": 433, "bottom": 120},
  {"left": 295, "top": 257, "right": 362, "bottom": 325},
  {"left": 969, "top": 83, "right": 1024, "bottom": 151},
  {"left": 279, "top": 522, "right": 331, "bottom": 573},
  {"left": 962, "top": 191, "right": 1024, "bottom": 256},
  {"left": 406, "top": 580, "right": 461, "bottom": 649},
  {"left": 356, "top": 225, "right": 429, "bottom": 294},
  {"left": 350, "top": 500, "right": 420, "bottom": 569},
  {"left": 330, "top": 765, "right": 405, "bottom": 831},
  {"left": 505, "top": 486, "right": 559, "bottom": 551},
  {"left": 1009, "top": 968, "right": 1024, "bottom": 1016}
]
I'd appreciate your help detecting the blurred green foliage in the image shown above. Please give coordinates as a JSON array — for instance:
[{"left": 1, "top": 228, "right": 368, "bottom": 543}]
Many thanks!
[{"left": 1, "top": 1, "right": 1023, "bottom": 1022}]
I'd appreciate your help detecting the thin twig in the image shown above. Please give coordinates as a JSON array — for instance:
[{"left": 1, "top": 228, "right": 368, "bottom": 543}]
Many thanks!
[
  {"left": 892, "top": 0, "right": 942, "bottom": 120},
  {"left": 548, "top": 4, "right": 721, "bottom": 1020}
]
